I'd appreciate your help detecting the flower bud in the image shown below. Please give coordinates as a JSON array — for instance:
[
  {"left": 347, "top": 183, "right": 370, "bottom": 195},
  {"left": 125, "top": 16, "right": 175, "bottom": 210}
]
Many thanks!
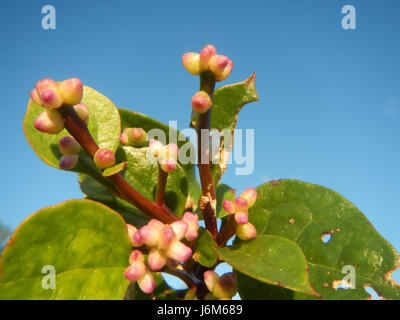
[
  {"left": 212, "top": 273, "right": 237, "bottom": 299},
  {"left": 73, "top": 103, "right": 89, "bottom": 124},
  {"left": 234, "top": 211, "right": 248, "bottom": 225},
  {"left": 138, "top": 270, "right": 156, "bottom": 294},
  {"left": 164, "top": 143, "right": 179, "bottom": 160},
  {"left": 215, "top": 60, "right": 233, "bottom": 82},
  {"left": 170, "top": 221, "right": 188, "bottom": 241},
  {"left": 222, "top": 200, "right": 236, "bottom": 214},
  {"left": 41, "top": 89, "right": 63, "bottom": 109},
  {"left": 127, "top": 128, "right": 147, "bottom": 147},
  {"left": 204, "top": 270, "right": 219, "bottom": 292},
  {"left": 30, "top": 89, "right": 42, "bottom": 105},
  {"left": 236, "top": 222, "right": 257, "bottom": 240},
  {"left": 139, "top": 225, "right": 160, "bottom": 247},
  {"left": 58, "top": 136, "right": 81, "bottom": 155},
  {"left": 234, "top": 197, "right": 248, "bottom": 212},
  {"left": 58, "top": 78, "right": 83, "bottom": 105},
  {"left": 200, "top": 44, "right": 217, "bottom": 71},
  {"left": 120, "top": 131, "right": 129, "bottom": 144},
  {"left": 124, "top": 261, "right": 146, "bottom": 282},
  {"left": 158, "top": 225, "right": 175, "bottom": 250},
  {"left": 36, "top": 78, "right": 58, "bottom": 96},
  {"left": 159, "top": 157, "right": 177, "bottom": 173},
  {"left": 191, "top": 91, "right": 212, "bottom": 114},
  {"left": 147, "top": 219, "right": 165, "bottom": 231},
  {"left": 182, "top": 52, "right": 200, "bottom": 75},
  {"left": 129, "top": 249, "right": 145, "bottom": 264},
  {"left": 34, "top": 109, "right": 65, "bottom": 134},
  {"left": 149, "top": 139, "right": 164, "bottom": 158},
  {"left": 240, "top": 188, "right": 257, "bottom": 208},
  {"left": 209, "top": 55, "right": 230, "bottom": 75},
  {"left": 182, "top": 212, "right": 199, "bottom": 241},
  {"left": 59, "top": 154, "right": 79, "bottom": 170},
  {"left": 148, "top": 248, "right": 167, "bottom": 271},
  {"left": 127, "top": 224, "right": 143, "bottom": 247},
  {"left": 165, "top": 240, "right": 192, "bottom": 263},
  {"left": 93, "top": 148, "right": 115, "bottom": 170}
]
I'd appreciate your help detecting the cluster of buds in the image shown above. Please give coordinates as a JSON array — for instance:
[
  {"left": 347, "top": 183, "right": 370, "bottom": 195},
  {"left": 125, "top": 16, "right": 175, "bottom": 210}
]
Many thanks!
[
  {"left": 148, "top": 139, "right": 179, "bottom": 173},
  {"left": 223, "top": 188, "right": 258, "bottom": 240},
  {"left": 31, "top": 78, "right": 88, "bottom": 134},
  {"left": 124, "top": 214, "right": 199, "bottom": 294},
  {"left": 93, "top": 148, "right": 116, "bottom": 170},
  {"left": 204, "top": 271, "right": 238, "bottom": 299},
  {"left": 182, "top": 44, "right": 234, "bottom": 82},
  {"left": 58, "top": 136, "right": 81, "bottom": 170},
  {"left": 120, "top": 127, "right": 147, "bottom": 147}
]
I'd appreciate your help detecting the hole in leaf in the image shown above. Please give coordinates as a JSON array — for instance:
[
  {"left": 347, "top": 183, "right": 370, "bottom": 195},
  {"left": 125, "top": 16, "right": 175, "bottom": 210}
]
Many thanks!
[
  {"left": 364, "top": 286, "right": 381, "bottom": 300},
  {"left": 320, "top": 232, "right": 332, "bottom": 244}
]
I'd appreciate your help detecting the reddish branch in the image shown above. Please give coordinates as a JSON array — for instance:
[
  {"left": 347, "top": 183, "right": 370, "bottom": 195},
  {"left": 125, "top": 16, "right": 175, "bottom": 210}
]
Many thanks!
[{"left": 58, "top": 105, "right": 178, "bottom": 224}]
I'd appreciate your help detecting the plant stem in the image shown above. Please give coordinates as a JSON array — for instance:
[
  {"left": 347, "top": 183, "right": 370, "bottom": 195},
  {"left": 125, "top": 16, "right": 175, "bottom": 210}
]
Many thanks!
[
  {"left": 197, "top": 71, "right": 218, "bottom": 239},
  {"left": 58, "top": 105, "right": 179, "bottom": 224},
  {"left": 217, "top": 214, "right": 236, "bottom": 246},
  {"left": 155, "top": 165, "right": 168, "bottom": 205}
]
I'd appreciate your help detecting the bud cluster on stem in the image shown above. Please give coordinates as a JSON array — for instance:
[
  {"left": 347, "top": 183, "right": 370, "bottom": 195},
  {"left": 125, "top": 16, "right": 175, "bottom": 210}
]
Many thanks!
[
  {"left": 149, "top": 139, "right": 179, "bottom": 173},
  {"left": 120, "top": 127, "right": 147, "bottom": 147},
  {"left": 58, "top": 136, "right": 81, "bottom": 170},
  {"left": 222, "top": 188, "right": 258, "bottom": 240},
  {"left": 124, "top": 216, "right": 199, "bottom": 294}
]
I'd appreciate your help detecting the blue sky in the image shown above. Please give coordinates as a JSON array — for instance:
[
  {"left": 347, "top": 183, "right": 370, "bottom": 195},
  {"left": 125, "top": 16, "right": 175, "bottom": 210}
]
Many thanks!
[{"left": 0, "top": 0, "right": 399, "bottom": 291}]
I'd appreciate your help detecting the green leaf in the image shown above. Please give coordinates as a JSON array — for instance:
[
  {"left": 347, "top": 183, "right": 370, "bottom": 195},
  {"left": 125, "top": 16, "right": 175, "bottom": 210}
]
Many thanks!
[
  {"left": 215, "top": 235, "right": 318, "bottom": 297},
  {"left": 208, "top": 73, "right": 258, "bottom": 185},
  {"left": 23, "top": 86, "right": 121, "bottom": 171},
  {"left": 240, "top": 179, "right": 400, "bottom": 300},
  {"left": 193, "top": 228, "right": 218, "bottom": 268},
  {"left": 0, "top": 200, "right": 132, "bottom": 300},
  {"left": 102, "top": 162, "right": 127, "bottom": 177}
]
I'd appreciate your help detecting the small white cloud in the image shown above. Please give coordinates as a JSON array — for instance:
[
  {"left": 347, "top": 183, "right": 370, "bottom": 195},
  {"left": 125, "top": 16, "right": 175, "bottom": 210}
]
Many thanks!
[{"left": 383, "top": 99, "right": 399, "bottom": 117}]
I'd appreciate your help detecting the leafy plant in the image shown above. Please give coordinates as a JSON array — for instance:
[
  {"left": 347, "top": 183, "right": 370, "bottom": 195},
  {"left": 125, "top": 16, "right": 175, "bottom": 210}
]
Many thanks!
[{"left": 0, "top": 45, "right": 399, "bottom": 300}]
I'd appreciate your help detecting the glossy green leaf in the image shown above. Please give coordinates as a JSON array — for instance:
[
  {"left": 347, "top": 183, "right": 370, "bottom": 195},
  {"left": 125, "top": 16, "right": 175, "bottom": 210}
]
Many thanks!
[
  {"left": 23, "top": 86, "right": 121, "bottom": 171},
  {"left": 238, "top": 179, "right": 400, "bottom": 300},
  {"left": 208, "top": 73, "right": 258, "bottom": 185},
  {"left": 102, "top": 162, "right": 127, "bottom": 177},
  {"left": 193, "top": 228, "right": 218, "bottom": 268},
  {"left": 215, "top": 235, "right": 318, "bottom": 297},
  {"left": 0, "top": 200, "right": 132, "bottom": 300}
]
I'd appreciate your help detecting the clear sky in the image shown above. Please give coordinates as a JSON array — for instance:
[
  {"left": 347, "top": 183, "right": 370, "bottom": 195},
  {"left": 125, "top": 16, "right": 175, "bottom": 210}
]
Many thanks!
[{"left": 1, "top": 0, "right": 399, "bottom": 289}]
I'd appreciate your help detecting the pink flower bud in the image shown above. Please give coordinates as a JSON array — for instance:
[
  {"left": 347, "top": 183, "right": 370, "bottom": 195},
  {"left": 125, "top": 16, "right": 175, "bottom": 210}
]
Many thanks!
[
  {"left": 138, "top": 270, "right": 156, "bottom": 294},
  {"left": 158, "top": 225, "right": 175, "bottom": 250},
  {"left": 124, "top": 261, "right": 146, "bottom": 282},
  {"left": 58, "top": 78, "right": 83, "bottom": 105},
  {"left": 59, "top": 154, "right": 79, "bottom": 170},
  {"left": 212, "top": 273, "right": 237, "bottom": 299},
  {"left": 34, "top": 109, "right": 65, "bottom": 134},
  {"left": 165, "top": 240, "right": 192, "bottom": 263},
  {"left": 58, "top": 136, "right": 81, "bottom": 155},
  {"left": 159, "top": 157, "right": 177, "bottom": 173},
  {"left": 234, "top": 211, "right": 249, "bottom": 225},
  {"left": 164, "top": 143, "right": 179, "bottom": 160},
  {"left": 127, "top": 128, "right": 147, "bottom": 147},
  {"left": 120, "top": 132, "right": 129, "bottom": 144},
  {"left": 215, "top": 60, "right": 233, "bottom": 82},
  {"left": 36, "top": 78, "right": 58, "bottom": 96},
  {"left": 148, "top": 248, "right": 167, "bottom": 271},
  {"left": 182, "top": 212, "right": 199, "bottom": 241},
  {"left": 149, "top": 139, "right": 164, "bottom": 158},
  {"left": 182, "top": 52, "right": 200, "bottom": 75},
  {"left": 93, "top": 148, "right": 115, "bottom": 170},
  {"left": 30, "top": 89, "right": 42, "bottom": 105},
  {"left": 222, "top": 200, "right": 236, "bottom": 214},
  {"left": 240, "top": 188, "right": 257, "bottom": 208},
  {"left": 234, "top": 197, "right": 248, "bottom": 212},
  {"left": 236, "top": 222, "right": 257, "bottom": 241},
  {"left": 127, "top": 224, "right": 143, "bottom": 247},
  {"left": 147, "top": 219, "right": 165, "bottom": 231},
  {"left": 209, "top": 55, "right": 230, "bottom": 75},
  {"left": 191, "top": 91, "right": 212, "bottom": 114},
  {"left": 129, "top": 249, "right": 145, "bottom": 264},
  {"left": 40, "top": 89, "right": 62, "bottom": 109},
  {"left": 73, "top": 103, "right": 89, "bottom": 124},
  {"left": 200, "top": 44, "right": 217, "bottom": 71},
  {"left": 170, "top": 221, "right": 188, "bottom": 240},
  {"left": 204, "top": 270, "right": 219, "bottom": 292},
  {"left": 139, "top": 225, "right": 160, "bottom": 247}
]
